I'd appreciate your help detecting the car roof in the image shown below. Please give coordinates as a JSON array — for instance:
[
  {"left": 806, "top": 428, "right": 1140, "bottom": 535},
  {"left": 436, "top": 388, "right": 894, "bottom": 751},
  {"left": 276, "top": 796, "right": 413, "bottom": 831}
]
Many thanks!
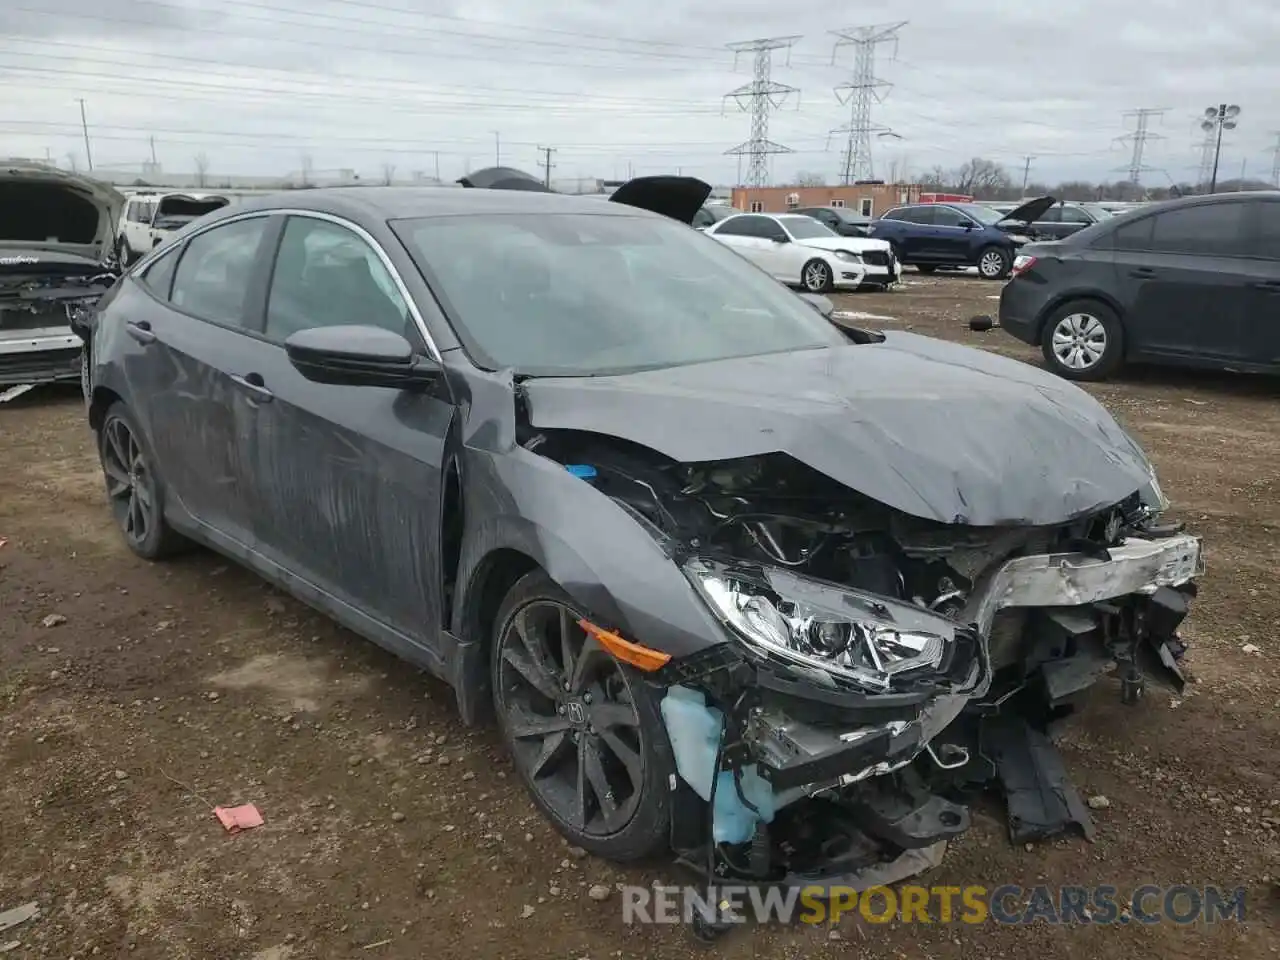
[{"left": 219, "top": 186, "right": 662, "bottom": 223}]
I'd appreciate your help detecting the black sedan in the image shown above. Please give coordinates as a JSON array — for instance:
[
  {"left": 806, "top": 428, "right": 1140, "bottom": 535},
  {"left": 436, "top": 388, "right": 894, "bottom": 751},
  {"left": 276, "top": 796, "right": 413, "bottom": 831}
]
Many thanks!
[
  {"left": 791, "top": 206, "right": 873, "bottom": 237},
  {"left": 998, "top": 190, "right": 1280, "bottom": 380},
  {"left": 81, "top": 176, "right": 1201, "bottom": 895}
]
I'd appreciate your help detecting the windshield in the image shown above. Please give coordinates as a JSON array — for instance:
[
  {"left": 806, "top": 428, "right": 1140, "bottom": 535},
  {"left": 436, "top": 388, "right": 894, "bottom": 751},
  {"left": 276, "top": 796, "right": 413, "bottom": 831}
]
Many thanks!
[
  {"left": 950, "top": 204, "right": 1004, "bottom": 225},
  {"left": 393, "top": 213, "right": 848, "bottom": 376},
  {"left": 779, "top": 216, "right": 837, "bottom": 239}
]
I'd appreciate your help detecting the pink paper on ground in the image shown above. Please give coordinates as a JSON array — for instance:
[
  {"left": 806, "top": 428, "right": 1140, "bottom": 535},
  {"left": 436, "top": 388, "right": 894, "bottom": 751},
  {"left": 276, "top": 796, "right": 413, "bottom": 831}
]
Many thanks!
[{"left": 214, "top": 804, "right": 264, "bottom": 832}]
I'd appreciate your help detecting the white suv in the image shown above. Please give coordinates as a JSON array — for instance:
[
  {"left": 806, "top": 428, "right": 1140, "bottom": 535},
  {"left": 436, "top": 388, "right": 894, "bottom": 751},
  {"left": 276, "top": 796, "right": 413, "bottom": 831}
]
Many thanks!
[{"left": 116, "top": 191, "right": 231, "bottom": 265}]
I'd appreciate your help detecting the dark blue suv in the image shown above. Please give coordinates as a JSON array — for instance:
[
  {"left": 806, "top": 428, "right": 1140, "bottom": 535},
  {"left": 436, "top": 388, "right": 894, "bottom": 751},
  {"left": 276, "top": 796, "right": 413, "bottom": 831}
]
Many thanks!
[{"left": 869, "top": 197, "right": 1056, "bottom": 280}]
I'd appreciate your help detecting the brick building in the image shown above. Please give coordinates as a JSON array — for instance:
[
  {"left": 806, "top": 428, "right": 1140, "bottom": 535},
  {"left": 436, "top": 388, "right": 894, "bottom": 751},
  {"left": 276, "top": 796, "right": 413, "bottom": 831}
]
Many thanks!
[{"left": 729, "top": 182, "right": 923, "bottom": 217}]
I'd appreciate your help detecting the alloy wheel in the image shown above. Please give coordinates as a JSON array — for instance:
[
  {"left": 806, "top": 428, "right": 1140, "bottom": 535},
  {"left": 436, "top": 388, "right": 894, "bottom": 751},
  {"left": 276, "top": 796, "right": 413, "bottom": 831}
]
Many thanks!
[
  {"left": 804, "top": 261, "right": 831, "bottom": 291},
  {"left": 978, "top": 250, "right": 1006, "bottom": 278},
  {"left": 497, "top": 600, "right": 645, "bottom": 836},
  {"left": 1051, "top": 312, "right": 1107, "bottom": 371},
  {"left": 100, "top": 415, "right": 157, "bottom": 548}
]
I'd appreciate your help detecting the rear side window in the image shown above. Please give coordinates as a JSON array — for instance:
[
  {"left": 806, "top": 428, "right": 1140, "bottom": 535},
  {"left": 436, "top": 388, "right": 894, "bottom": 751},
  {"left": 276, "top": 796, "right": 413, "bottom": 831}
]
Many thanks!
[
  {"left": 138, "top": 246, "right": 179, "bottom": 298},
  {"left": 170, "top": 217, "right": 270, "bottom": 327},
  {"left": 1110, "top": 215, "right": 1154, "bottom": 251},
  {"left": 1143, "top": 202, "right": 1248, "bottom": 256}
]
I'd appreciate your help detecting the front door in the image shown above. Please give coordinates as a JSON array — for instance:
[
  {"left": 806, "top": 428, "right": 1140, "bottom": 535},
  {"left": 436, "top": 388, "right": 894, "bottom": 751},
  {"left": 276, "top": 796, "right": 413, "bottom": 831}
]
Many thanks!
[
  {"left": 241, "top": 213, "right": 454, "bottom": 646},
  {"left": 122, "top": 214, "right": 277, "bottom": 548},
  {"left": 1111, "top": 200, "right": 1253, "bottom": 364}
]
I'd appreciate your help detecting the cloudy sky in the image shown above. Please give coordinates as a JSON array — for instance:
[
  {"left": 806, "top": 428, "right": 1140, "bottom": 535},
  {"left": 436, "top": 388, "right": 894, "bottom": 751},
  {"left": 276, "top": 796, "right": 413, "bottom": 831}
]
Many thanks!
[{"left": 2, "top": 0, "right": 1278, "bottom": 188}]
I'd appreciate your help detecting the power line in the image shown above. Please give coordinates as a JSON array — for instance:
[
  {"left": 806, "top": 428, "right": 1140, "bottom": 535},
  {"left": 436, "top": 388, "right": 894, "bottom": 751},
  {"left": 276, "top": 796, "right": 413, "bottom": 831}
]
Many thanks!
[
  {"left": 1115, "top": 107, "right": 1168, "bottom": 184},
  {"left": 7, "top": 3, "right": 716, "bottom": 75},
  {"left": 76, "top": 98, "right": 92, "bottom": 171},
  {"left": 0, "top": 42, "right": 724, "bottom": 110},
  {"left": 828, "top": 22, "right": 906, "bottom": 184},
  {"left": 723, "top": 37, "right": 801, "bottom": 188}
]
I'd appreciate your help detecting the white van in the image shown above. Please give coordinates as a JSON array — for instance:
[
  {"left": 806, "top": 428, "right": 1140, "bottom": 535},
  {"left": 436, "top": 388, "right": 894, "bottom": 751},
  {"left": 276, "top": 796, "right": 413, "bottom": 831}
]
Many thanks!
[{"left": 116, "top": 191, "right": 232, "bottom": 265}]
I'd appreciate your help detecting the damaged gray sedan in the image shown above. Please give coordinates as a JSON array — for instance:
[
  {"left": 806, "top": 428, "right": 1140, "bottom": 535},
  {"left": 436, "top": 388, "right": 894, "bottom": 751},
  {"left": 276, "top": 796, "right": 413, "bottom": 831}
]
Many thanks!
[{"left": 82, "top": 177, "right": 1202, "bottom": 909}]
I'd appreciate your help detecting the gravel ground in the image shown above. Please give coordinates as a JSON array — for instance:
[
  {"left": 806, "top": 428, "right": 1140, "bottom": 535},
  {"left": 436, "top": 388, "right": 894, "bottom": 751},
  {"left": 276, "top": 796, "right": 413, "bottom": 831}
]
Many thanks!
[{"left": 2, "top": 272, "right": 1278, "bottom": 959}]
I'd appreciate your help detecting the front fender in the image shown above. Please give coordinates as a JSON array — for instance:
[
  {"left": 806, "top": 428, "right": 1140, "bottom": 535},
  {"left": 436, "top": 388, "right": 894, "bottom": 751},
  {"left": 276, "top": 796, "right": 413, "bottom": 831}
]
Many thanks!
[{"left": 453, "top": 444, "right": 726, "bottom": 660}]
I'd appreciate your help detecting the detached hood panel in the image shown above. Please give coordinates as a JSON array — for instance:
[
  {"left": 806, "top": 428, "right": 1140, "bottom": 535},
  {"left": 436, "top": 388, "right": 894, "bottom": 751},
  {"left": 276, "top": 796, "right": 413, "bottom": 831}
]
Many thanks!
[
  {"left": 521, "top": 332, "right": 1156, "bottom": 527},
  {"left": 1000, "top": 195, "right": 1058, "bottom": 225},
  {"left": 608, "top": 175, "right": 711, "bottom": 224}
]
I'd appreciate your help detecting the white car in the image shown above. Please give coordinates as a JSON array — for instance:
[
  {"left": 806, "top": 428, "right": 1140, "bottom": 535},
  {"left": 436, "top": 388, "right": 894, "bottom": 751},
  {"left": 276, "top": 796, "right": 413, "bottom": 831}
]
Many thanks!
[
  {"left": 116, "top": 191, "right": 231, "bottom": 265},
  {"left": 703, "top": 212, "right": 901, "bottom": 292}
]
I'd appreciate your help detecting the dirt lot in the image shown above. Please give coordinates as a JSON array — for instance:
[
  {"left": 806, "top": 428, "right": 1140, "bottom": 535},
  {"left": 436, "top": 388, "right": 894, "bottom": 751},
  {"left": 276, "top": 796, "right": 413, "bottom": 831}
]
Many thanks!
[{"left": 2, "top": 273, "right": 1279, "bottom": 959}]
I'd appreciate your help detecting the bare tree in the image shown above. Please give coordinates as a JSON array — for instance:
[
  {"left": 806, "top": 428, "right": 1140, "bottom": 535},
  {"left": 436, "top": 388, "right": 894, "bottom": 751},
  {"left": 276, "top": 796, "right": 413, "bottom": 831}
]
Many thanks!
[
  {"left": 951, "top": 158, "right": 1010, "bottom": 197},
  {"left": 382, "top": 162, "right": 396, "bottom": 185},
  {"left": 194, "top": 152, "right": 210, "bottom": 188},
  {"left": 793, "top": 170, "right": 826, "bottom": 187},
  {"left": 918, "top": 165, "right": 948, "bottom": 188}
]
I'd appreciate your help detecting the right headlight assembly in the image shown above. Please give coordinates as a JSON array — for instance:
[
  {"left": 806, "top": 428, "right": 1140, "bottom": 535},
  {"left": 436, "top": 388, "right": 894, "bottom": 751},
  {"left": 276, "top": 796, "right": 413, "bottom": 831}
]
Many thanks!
[{"left": 683, "top": 558, "right": 961, "bottom": 694}]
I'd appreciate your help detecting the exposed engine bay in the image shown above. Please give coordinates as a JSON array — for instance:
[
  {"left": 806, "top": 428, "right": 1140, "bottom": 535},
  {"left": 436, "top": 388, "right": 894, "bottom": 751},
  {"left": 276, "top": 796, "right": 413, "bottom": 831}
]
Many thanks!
[
  {"left": 524, "top": 428, "right": 1202, "bottom": 905},
  {"left": 0, "top": 265, "right": 118, "bottom": 392}
]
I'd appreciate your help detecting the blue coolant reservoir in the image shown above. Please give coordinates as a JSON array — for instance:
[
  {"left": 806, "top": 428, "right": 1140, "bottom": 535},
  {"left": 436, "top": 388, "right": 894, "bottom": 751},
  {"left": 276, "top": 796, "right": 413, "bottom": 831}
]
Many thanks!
[{"left": 660, "top": 685, "right": 777, "bottom": 845}]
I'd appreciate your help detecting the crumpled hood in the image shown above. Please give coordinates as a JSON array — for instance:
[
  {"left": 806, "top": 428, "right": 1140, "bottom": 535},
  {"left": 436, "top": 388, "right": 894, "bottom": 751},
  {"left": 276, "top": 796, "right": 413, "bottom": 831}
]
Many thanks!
[
  {"left": 794, "top": 236, "right": 892, "bottom": 256},
  {"left": 521, "top": 331, "right": 1157, "bottom": 527}
]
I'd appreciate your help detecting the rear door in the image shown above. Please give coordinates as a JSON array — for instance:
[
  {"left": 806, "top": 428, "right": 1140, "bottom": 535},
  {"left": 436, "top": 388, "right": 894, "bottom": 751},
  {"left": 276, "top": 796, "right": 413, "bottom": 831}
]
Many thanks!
[
  {"left": 708, "top": 215, "right": 774, "bottom": 272},
  {"left": 240, "top": 213, "right": 454, "bottom": 647},
  {"left": 1110, "top": 200, "right": 1253, "bottom": 363},
  {"left": 885, "top": 206, "right": 934, "bottom": 261},
  {"left": 926, "top": 205, "right": 972, "bottom": 262},
  {"left": 1240, "top": 199, "right": 1280, "bottom": 366},
  {"left": 123, "top": 213, "right": 278, "bottom": 547}
]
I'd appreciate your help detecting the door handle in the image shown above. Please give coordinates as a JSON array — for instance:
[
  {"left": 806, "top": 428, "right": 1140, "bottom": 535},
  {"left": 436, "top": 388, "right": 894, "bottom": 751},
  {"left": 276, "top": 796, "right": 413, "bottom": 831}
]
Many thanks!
[
  {"left": 1128, "top": 267, "right": 1156, "bottom": 278},
  {"left": 1250, "top": 280, "right": 1280, "bottom": 292},
  {"left": 230, "top": 373, "right": 274, "bottom": 403},
  {"left": 125, "top": 319, "right": 156, "bottom": 344}
]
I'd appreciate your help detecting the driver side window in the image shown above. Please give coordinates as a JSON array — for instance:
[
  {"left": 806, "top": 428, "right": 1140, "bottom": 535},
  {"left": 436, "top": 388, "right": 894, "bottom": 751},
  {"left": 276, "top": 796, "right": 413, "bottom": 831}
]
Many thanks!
[{"left": 264, "top": 217, "right": 410, "bottom": 342}]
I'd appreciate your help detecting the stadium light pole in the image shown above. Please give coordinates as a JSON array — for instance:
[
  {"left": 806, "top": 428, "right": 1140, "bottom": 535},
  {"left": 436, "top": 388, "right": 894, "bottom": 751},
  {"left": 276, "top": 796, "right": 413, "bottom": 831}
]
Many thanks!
[{"left": 1202, "top": 104, "right": 1241, "bottom": 193}]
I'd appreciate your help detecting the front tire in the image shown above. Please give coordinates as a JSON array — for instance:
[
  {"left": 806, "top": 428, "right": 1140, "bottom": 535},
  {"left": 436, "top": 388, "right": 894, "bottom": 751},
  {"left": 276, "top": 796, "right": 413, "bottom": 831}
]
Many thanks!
[
  {"left": 1040, "top": 299, "right": 1125, "bottom": 382},
  {"left": 977, "top": 246, "right": 1012, "bottom": 280},
  {"left": 491, "top": 570, "right": 673, "bottom": 862},
  {"left": 97, "top": 402, "right": 187, "bottom": 559},
  {"left": 801, "top": 258, "right": 835, "bottom": 293},
  {"left": 116, "top": 238, "right": 135, "bottom": 268}
]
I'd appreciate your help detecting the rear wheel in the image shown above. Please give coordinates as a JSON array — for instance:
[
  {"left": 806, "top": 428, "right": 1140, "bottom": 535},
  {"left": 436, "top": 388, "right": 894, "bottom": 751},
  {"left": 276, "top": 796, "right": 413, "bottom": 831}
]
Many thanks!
[
  {"left": 1040, "top": 300, "right": 1124, "bottom": 381},
  {"left": 802, "top": 259, "right": 834, "bottom": 293},
  {"left": 97, "top": 403, "right": 187, "bottom": 559},
  {"left": 491, "top": 570, "right": 673, "bottom": 862},
  {"left": 977, "top": 246, "right": 1012, "bottom": 280}
]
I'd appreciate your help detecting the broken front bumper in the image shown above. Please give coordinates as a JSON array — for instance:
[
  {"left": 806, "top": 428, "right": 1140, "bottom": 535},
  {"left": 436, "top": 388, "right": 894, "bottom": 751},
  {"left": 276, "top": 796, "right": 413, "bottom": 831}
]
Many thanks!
[
  {"left": 661, "top": 532, "right": 1203, "bottom": 890},
  {"left": 0, "top": 327, "right": 82, "bottom": 387},
  {"left": 968, "top": 532, "right": 1203, "bottom": 634}
]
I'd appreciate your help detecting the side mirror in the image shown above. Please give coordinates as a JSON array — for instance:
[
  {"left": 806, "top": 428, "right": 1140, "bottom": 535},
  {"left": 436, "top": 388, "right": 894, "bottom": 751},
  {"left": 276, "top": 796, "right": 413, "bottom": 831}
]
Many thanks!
[
  {"left": 958, "top": 219, "right": 976, "bottom": 230},
  {"left": 798, "top": 293, "right": 834, "bottom": 318},
  {"left": 284, "top": 324, "right": 439, "bottom": 389},
  {"left": 770, "top": 233, "right": 789, "bottom": 243}
]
